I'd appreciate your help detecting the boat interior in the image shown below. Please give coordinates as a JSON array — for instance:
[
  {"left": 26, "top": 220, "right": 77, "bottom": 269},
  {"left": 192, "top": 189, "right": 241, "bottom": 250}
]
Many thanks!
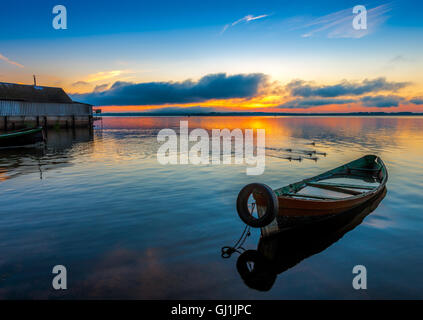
[{"left": 274, "top": 155, "right": 386, "bottom": 201}]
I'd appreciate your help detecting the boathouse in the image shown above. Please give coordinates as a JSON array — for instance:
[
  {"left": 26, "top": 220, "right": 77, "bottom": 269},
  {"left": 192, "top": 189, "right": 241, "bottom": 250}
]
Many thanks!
[{"left": 0, "top": 82, "right": 92, "bottom": 130}]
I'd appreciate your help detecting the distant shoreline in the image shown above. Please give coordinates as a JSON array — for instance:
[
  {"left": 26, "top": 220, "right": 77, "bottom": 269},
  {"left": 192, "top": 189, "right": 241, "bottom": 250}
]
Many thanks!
[{"left": 96, "top": 112, "right": 423, "bottom": 117}]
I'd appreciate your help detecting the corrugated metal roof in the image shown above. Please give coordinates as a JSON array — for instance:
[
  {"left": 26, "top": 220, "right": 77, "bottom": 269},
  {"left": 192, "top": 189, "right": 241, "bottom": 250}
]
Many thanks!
[
  {"left": 0, "top": 101, "right": 92, "bottom": 116},
  {"left": 0, "top": 82, "right": 74, "bottom": 104}
]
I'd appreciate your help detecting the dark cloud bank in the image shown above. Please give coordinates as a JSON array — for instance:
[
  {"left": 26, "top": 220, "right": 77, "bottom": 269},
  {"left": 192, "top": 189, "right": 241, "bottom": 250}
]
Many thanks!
[
  {"left": 71, "top": 73, "right": 267, "bottom": 106},
  {"left": 410, "top": 97, "right": 423, "bottom": 105},
  {"left": 287, "top": 77, "right": 409, "bottom": 98},
  {"left": 71, "top": 73, "right": 422, "bottom": 110},
  {"left": 360, "top": 95, "right": 405, "bottom": 108},
  {"left": 281, "top": 77, "right": 421, "bottom": 109},
  {"left": 279, "top": 95, "right": 407, "bottom": 109}
]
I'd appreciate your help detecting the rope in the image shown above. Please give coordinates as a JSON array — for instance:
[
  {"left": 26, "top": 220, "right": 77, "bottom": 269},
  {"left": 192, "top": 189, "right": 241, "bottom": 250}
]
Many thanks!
[{"left": 221, "top": 224, "right": 251, "bottom": 259}]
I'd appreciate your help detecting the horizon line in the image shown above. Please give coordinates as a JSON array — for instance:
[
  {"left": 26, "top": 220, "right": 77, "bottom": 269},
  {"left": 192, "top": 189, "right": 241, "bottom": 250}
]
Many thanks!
[{"left": 96, "top": 111, "right": 423, "bottom": 117}]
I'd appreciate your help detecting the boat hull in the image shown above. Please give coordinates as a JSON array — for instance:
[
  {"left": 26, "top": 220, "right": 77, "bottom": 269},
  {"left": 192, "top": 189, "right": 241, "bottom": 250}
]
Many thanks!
[
  {"left": 277, "top": 189, "right": 382, "bottom": 216},
  {"left": 0, "top": 127, "right": 45, "bottom": 148}
]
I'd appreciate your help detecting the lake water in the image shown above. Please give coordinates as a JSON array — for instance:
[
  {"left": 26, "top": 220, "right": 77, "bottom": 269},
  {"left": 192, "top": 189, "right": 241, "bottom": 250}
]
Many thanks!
[{"left": 1, "top": 116, "right": 423, "bottom": 299}]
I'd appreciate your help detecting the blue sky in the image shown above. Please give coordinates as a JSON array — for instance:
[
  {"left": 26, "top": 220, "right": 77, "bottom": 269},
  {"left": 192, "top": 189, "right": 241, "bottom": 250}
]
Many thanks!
[{"left": 1, "top": 0, "right": 422, "bottom": 39}]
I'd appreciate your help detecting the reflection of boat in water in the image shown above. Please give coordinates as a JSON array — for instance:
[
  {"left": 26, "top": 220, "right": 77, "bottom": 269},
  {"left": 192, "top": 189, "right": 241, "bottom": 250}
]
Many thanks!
[
  {"left": 236, "top": 155, "right": 388, "bottom": 230},
  {"left": 236, "top": 188, "right": 387, "bottom": 291},
  {"left": 0, "top": 128, "right": 93, "bottom": 181},
  {"left": 0, "top": 127, "right": 45, "bottom": 148}
]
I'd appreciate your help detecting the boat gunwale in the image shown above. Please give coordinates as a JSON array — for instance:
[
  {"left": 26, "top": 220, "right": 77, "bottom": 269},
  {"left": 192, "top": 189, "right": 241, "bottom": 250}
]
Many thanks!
[
  {"left": 274, "top": 155, "right": 388, "bottom": 203},
  {"left": 0, "top": 127, "right": 43, "bottom": 139}
]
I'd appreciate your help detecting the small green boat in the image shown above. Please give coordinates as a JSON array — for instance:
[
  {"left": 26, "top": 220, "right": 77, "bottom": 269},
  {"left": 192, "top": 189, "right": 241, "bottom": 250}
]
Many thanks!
[
  {"left": 237, "top": 155, "right": 388, "bottom": 228},
  {"left": 0, "top": 127, "right": 45, "bottom": 148}
]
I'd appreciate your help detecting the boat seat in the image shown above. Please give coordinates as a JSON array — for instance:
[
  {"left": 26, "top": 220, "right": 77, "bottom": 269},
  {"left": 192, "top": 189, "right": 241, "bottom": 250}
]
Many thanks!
[
  {"left": 347, "top": 166, "right": 381, "bottom": 172},
  {"left": 306, "top": 182, "right": 363, "bottom": 195},
  {"left": 284, "top": 193, "right": 341, "bottom": 200},
  {"left": 306, "top": 181, "right": 376, "bottom": 190}
]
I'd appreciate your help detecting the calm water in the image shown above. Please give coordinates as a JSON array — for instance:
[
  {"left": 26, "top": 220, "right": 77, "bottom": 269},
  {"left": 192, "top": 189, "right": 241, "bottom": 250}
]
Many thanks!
[{"left": 1, "top": 116, "right": 423, "bottom": 299}]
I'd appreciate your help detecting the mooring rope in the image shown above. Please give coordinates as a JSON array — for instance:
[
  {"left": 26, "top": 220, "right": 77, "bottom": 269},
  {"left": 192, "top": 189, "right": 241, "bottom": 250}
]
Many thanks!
[{"left": 221, "top": 224, "right": 252, "bottom": 259}]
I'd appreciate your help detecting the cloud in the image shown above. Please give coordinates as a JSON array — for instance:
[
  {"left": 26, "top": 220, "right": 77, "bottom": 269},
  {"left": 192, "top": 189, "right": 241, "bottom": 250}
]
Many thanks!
[
  {"left": 279, "top": 94, "right": 406, "bottom": 109},
  {"left": 389, "top": 55, "right": 408, "bottom": 64},
  {"left": 360, "top": 95, "right": 404, "bottom": 107},
  {"left": 300, "top": 4, "right": 392, "bottom": 38},
  {"left": 109, "top": 81, "right": 133, "bottom": 90},
  {"left": 278, "top": 76, "right": 411, "bottom": 109},
  {"left": 278, "top": 98, "right": 355, "bottom": 109},
  {"left": 93, "top": 83, "right": 110, "bottom": 92},
  {"left": 232, "top": 14, "right": 269, "bottom": 26},
  {"left": 72, "top": 73, "right": 267, "bottom": 106},
  {"left": 221, "top": 14, "right": 269, "bottom": 34},
  {"left": 84, "top": 70, "right": 129, "bottom": 83},
  {"left": 409, "top": 97, "right": 423, "bottom": 105},
  {"left": 0, "top": 53, "right": 24, "bottom": 68},
  {"left": 287, "top": 77, "right": 409, "bottom": 98},
  {"left": 72, "top": 81, "right": 89, "bottom": 87}
]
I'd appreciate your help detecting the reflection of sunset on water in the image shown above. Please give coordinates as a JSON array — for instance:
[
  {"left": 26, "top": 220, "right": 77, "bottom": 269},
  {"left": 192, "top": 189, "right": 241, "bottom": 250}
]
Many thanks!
[{"left": 0, "top": 169, "right": 10, "bottom": 182}]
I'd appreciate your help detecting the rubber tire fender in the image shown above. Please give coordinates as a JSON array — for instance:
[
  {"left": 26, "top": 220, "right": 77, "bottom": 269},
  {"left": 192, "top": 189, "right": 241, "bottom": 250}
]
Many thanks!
[{"left": 236, "top": 183, "right": 278, "bottom": 228}]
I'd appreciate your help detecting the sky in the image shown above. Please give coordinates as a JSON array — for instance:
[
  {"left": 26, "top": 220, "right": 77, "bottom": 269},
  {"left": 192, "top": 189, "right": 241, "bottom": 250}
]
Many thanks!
[{"left": 0, "top": 0, "right": 422, "bottom": 113}]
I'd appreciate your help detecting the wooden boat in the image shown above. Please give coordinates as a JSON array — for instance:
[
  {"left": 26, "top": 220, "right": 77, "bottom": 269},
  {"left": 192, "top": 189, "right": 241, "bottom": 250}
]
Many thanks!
[
  {"left": 0, "top": 127, "right": 45, "bottom": 148},
  {"left": 236, "top": 155, "right": 388, "bottom": 228},
  {"left": 237, "top": 187, "right": 387, "bottom": 291}
]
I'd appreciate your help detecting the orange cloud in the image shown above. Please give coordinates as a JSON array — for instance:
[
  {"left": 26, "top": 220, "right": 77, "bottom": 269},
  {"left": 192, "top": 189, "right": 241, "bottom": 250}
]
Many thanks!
[{"left": 84, "top": 70, "right": 129, "bottom": 82}]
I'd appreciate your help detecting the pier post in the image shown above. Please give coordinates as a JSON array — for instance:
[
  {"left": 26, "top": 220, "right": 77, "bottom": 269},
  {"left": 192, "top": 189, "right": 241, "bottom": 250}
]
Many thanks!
[
  {"left": 44, "top": 116, "right": 48, "bottom": 132},
  {"left": 43, "top": 116, "right": 48, "bottom": 137}
]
